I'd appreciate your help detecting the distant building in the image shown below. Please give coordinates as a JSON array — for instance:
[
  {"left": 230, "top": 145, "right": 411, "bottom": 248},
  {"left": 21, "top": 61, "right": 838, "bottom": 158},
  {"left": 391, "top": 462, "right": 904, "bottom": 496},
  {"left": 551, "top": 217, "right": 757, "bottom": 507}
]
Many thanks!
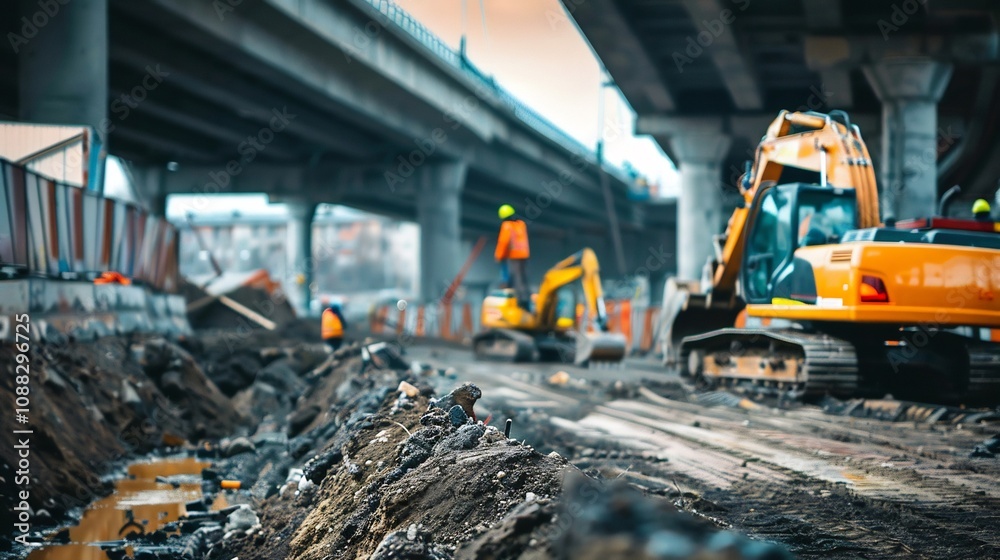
[{"left": 174, "top": 204, "right": 419, "bottom": 302}]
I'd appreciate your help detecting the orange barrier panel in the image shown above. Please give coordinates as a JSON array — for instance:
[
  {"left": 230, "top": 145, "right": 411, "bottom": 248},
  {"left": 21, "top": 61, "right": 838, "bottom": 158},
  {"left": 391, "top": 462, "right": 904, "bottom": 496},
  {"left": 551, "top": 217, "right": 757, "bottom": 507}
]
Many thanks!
[
  {"left": 441, "top": 302, "right": 452, "bottom": 340},
  {"left": 640, "top": 307, "right": 655, "bottom": 352},
  {"left": 461, "top": 302, "right": 474, "bottom": 337},
  {"left": 416, "top": 306, "right": 426, "bottom": 337},
  {"left": 620, "top": 299, "right": 632, "bottom": 347},
  {"left": 395, "top": 308, "right": 406, "bottom": 336},
  {"left": 377, "top": 306, "right": 389, "bottom": 334}
]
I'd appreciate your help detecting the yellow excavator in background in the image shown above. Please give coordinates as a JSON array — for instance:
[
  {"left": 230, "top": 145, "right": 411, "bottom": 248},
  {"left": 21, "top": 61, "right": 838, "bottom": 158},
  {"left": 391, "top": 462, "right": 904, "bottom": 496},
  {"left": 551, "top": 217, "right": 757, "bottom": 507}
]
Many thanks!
[
  {"left": 474, "top": 248, "right": 627, "bottom": 365},
  {"left": 661, "top": 110, "right": 1000, "bottom": 404}
]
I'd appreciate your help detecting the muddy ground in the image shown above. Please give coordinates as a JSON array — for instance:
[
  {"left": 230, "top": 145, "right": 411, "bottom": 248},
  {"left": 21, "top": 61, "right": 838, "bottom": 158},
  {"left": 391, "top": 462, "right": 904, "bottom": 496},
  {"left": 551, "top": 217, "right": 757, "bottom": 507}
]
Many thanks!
[
  {"left": 4, "top": 326, "right": 999, "bottom": 559},
  {"left": 0, "top": 334, "right": 244, "bottom": 531},
  {"left": 405, "top": 345, "right": 1000, "bottom": 560}
]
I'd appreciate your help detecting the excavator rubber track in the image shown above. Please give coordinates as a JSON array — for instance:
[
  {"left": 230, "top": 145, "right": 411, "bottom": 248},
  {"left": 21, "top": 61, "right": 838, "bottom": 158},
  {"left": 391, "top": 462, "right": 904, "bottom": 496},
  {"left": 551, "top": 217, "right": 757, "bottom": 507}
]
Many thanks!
[
  {"left": 473, "top": 328, "right": 627, "bottom": 365},
  {"left": 682, "top": 328, "right": 1000, "bottom": 403},
  {"left": 473, "top": 328, "right": 539, "bottom": 362},
  {"left": 680, "top": 328, "right": 860, "bottom": 397},
  {"left": 967, "top": 342, "right": 1000, "bottom": 402}
]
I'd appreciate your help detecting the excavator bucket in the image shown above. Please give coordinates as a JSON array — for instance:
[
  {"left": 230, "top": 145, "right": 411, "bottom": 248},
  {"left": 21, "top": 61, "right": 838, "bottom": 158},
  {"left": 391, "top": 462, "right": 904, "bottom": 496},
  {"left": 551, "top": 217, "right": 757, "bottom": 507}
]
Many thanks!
[
  {"left": 574, "top": 331, "right": 628, "bottom": 365},
  {"left": 659, "top": 278, "right": 742, "bottom": 369}
]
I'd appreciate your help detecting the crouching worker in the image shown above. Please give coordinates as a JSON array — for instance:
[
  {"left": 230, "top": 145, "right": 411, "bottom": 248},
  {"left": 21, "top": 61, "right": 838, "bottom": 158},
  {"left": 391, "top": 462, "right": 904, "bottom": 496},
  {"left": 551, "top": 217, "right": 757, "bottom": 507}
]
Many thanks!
[{"left": 321, "top": 303, "right": 347, "bottom": 351}]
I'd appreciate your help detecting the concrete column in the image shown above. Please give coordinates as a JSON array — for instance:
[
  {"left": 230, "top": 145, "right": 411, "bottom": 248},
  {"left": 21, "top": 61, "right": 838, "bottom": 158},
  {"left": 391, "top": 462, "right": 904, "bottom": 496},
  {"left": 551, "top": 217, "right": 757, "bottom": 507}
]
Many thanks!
[
  {"left": 286, "top": 201, "right": 317, "bottom": 317},
  {"left": 863, "top": 58, "right": 952, "bottom": 221},
  {"left": 416, "top": 162, "right": 467, "bottom": 302},
  {"left": 131, "top": 165, "right": 168, "bottom": 217},
  {"left": 17, "top": 0, "right": 108, "bottom": 134},
  {"left": 666, "top": 132, "right": 732, "bottom": 281}
]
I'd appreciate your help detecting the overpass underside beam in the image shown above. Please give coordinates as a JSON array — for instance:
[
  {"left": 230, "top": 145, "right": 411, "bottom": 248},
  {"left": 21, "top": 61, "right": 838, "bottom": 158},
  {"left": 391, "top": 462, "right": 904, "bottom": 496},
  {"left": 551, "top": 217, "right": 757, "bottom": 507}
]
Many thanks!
[{"left": 17, "top": 0, "right": 108, "bottom": 133}]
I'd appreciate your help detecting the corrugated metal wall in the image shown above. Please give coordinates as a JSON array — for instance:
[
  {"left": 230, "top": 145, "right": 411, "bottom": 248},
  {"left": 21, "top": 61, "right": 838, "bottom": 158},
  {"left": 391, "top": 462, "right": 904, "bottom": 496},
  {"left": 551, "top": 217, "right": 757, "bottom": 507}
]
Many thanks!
[{"left": 0, "top": 158, "right": 179, "bottom": 293}]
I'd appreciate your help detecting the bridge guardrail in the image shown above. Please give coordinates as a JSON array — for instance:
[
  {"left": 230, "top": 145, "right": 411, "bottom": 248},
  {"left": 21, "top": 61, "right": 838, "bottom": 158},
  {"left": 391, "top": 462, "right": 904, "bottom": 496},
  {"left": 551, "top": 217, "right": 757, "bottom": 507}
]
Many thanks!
[{"left": 363, "top": 0, "right": 621, "bottom": 172}]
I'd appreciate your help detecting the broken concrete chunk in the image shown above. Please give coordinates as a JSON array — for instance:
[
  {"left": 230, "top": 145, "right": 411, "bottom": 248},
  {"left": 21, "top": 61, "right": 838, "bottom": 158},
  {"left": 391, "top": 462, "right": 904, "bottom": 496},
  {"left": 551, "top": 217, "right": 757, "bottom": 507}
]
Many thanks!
[
  {"left": 430, "top": 382, "right": 481, "bottom": 421},
  {"left": 287, "top": 404, "right": 321, "bottom": 437},
  {"left": 159, "top": 370, "right": 185, "bottom": 398},
  {"left": 448, "top": 405, "right": 469, "bottom": 427},
  {"left": 224, "top": 504, "right": 260, "bottom": 533},
  {"left": 549, "top": 370, "right": 571, "bottom": 386},
  {"left": 370, "top": 524, "right": 450, "bottom": 560},
  {"left": 398, "top": 381, "right": 420, "bottom": 398},
  {"left": 222, "top": 436, "right": 256, "bottom": 457}
]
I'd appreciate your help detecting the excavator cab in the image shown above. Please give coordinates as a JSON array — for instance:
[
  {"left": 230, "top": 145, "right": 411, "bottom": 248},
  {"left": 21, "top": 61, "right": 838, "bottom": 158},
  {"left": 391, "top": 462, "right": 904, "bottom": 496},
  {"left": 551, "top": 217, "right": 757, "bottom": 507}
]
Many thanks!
[{"left": 741, "top": 183, "right": 858, "bottom": 305}]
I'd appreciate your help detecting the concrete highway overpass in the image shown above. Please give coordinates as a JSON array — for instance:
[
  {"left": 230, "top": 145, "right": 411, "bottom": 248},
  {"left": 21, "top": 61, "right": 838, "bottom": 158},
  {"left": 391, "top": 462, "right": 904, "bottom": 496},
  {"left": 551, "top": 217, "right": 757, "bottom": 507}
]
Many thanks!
[
  {"left": 562, "top": 0, "right": 1000, "bottom": 279},
  {"left": 2, "top": 0, "right": 676, "bottom": 307}
]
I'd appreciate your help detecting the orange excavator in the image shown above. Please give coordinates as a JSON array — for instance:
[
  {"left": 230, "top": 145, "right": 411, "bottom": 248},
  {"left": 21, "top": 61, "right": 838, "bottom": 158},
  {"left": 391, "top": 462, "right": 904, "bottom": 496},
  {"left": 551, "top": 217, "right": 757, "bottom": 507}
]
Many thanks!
[
  {"left": 474, "top": 248, "right": 627, "bottom": 365},
  {"left": 661, "top": 110, "right": 1000, "bottom": 404}
]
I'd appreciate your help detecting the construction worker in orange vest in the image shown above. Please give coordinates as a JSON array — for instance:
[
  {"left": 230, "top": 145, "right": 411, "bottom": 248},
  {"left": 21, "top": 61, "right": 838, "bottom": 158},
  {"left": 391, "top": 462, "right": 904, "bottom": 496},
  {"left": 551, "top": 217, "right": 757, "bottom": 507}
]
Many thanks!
[
  {"left": 495, "top": 204, "right": 531, "bottom": 309},
  {"left": 321, "top": 302, "right": 347, "bottom": 351}
]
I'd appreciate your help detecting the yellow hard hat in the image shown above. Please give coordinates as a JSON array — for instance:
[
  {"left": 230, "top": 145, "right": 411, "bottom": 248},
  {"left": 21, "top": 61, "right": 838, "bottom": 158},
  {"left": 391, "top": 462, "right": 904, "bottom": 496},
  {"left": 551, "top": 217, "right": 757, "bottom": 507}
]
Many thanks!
[
  {"left": 498, "top": 204, "right": 515, "bottom": 219},
  {"left": 973, "top": 198, "right": 991, "bottom": 214}
]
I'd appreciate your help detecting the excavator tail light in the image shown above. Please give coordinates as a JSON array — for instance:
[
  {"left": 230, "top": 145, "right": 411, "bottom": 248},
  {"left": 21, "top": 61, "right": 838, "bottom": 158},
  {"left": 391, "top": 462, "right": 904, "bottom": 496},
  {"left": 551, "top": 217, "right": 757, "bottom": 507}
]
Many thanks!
[{"left": 859, "top": 275, "right": 889, "bottom": 303}]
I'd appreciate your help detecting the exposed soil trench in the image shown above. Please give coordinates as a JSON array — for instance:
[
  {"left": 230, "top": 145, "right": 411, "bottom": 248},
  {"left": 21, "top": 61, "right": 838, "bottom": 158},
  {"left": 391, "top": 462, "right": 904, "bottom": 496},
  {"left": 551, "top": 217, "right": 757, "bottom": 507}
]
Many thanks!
[{"left": 2, "top": 328, "right": 998, "bottom": 559}]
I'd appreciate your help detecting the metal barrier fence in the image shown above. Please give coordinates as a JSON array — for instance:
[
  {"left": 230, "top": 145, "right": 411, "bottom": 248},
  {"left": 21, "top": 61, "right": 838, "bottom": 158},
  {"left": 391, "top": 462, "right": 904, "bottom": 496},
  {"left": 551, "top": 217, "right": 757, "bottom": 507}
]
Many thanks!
[
  {"left": 0, "top": 158, "right": 180, "bottom": 292},
  {"left": 370, "top": 299, "right": 663, "bottom": 354}
]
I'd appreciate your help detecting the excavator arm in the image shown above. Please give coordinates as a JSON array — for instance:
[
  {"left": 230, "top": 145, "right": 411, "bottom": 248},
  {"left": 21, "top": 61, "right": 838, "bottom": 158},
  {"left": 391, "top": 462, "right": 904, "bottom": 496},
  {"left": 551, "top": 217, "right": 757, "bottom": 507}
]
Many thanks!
[
  {"left": 709, "top": 111, "right": 879, "bottom": 300},
  {"left": 661, "top": 111, "right": 880, "bottom": 366},
  {"left": 535, "top": 248, "right": 610, "bottom": 331}
]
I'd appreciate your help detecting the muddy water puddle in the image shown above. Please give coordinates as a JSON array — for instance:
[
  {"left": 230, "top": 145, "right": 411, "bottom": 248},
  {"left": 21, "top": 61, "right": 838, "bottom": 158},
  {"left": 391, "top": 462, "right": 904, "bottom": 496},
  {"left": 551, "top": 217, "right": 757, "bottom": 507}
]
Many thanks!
[{"left": 29, "top": 457, "right": 224, "bottom": 560}]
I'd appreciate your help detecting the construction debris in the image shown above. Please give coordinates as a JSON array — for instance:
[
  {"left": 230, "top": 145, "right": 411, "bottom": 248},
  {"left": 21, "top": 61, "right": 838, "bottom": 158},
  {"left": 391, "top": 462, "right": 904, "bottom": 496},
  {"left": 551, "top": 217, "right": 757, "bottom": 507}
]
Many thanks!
[{"left": 181, "top": 270, "right": 296, "bottom": 330}]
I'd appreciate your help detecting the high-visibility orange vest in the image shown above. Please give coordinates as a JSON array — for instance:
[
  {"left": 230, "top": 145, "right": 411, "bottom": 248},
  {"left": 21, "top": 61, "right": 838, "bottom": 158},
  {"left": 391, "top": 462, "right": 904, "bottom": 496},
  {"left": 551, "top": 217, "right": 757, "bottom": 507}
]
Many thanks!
[
  {"left": 495, "top": 219, "right": 530, "bottom": 261},
  {"left": 321, "top": 308, "right": 344, "bottom": 339}
]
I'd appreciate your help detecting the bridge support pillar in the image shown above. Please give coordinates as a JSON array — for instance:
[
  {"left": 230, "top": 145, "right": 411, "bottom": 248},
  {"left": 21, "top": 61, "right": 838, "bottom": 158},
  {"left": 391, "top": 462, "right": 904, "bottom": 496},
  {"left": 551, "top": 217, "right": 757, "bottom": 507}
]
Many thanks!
[
  {"left": 131, "top": 165, "right": 168, "bottom": 217},
  {"left": 17, "top": 0, "right": 108, "bottom": 134},
  {"left": 661, "top": 126, "right": 731, "bottom": 281},
  {"left": 864, "top": 58, "right": 952, "bottom": 221},
  {"left": 416, "top": 162, "right": 467, "bottom": 302},
  {"left": 286, "top": 201, "right": 317, "bottom": 317}
]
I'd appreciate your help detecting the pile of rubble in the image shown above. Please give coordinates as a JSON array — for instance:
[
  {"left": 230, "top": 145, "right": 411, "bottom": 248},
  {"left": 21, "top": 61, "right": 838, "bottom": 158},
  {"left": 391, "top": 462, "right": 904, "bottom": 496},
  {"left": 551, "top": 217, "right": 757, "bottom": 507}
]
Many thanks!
[{"left": 3, "top": 330, "right": 792, "bottom": 560}]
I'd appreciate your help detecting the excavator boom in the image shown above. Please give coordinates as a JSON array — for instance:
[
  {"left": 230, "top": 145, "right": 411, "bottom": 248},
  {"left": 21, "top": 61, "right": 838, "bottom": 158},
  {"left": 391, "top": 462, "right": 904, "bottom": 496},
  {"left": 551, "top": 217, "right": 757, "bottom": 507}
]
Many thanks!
[{"left": 711, "top": 111, "right": 879, "bottom": 299}]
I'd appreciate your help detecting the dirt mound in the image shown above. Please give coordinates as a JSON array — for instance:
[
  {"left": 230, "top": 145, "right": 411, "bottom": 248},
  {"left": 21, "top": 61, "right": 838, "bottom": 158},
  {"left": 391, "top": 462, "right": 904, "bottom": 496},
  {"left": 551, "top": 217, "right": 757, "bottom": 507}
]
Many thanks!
[
  {"left": 209, "top": 345, "right": 790, "bottom": 560},
  {"left": 0, "top": 336, "right": 244, "bottom": 533}
]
